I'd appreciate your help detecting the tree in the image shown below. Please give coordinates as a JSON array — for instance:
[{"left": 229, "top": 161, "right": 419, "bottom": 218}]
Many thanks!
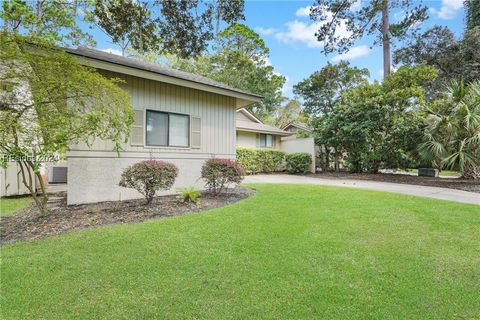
[
  {"left": 293, "top": 61, "right": 369, "bottom": 116},
  {"left": 92, "top": 0, "right": 158, "bottom": 56},
  {"left": 310, "top": 0, "right": 428, "bottom": 78},
  {"left": 214, "top": 0, "right": 245, "bottom": 34},
  {"left": 1, "top": 0, "right": 94, "bottom": 45},
  {"left": 272, "top": 99, "right": 309, "bottom": 128},
  {"left": 0, "top": 35, "right": 133, "bottom": 214},
  {"left": 293, "top": 61, "right": 369, "bottom": 170},
  {"left": 155, "top": 0, "right": 245, "bottom": 59},
  {"left": 466, "top": 0, "right": 480, "bottom": 30},
  {"left": 318, "top": 65, "right": 436, "bottom": 173},
  {"left": 171, "top": 23, "right": 285, "bottom": 120},
  {"left": 419, "top": 81, "right": 480, "bottom": 179},
  {"left": 394, "top": 25, "right": 480, "bottom": 97}
]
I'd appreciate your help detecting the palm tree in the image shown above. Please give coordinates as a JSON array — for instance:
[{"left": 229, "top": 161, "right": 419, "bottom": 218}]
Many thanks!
[{"left": 419, "top": 81, "right": 480, "bottom": 179}]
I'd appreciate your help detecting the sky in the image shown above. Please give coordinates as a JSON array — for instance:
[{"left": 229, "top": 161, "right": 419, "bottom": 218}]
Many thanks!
[{"left": 93, "top": 0, "right": 466, "bottom": 99}]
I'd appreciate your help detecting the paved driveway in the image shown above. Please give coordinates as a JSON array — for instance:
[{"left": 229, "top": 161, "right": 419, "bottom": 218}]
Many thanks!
[{"left": 245, "top": 174, "right": 480, "bottom": 205}]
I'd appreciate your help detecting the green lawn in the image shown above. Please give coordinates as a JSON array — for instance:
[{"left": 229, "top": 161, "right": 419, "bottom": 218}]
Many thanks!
[
  {"left": 0, "top": 196, "right": 32, "bottom": 217},
  {"left": 1, "top": 184, "right": 479, "bottom": 319}
]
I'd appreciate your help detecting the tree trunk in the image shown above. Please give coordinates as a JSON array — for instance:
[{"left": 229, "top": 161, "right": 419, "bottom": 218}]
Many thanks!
[
  {"left": 381, "top": 0, "right": 391, "bottom": 79},
  {"left": 461, "top": 163, "right": 480, "bottom": 179}
]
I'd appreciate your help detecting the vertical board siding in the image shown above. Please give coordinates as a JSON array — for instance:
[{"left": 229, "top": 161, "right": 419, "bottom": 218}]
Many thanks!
[{"left": 71, "top": 71, "right": 236, "bottom": 156}]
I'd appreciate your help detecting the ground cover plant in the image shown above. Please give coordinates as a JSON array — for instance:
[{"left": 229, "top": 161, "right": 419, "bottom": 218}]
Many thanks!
[{"left": 2, "top": 184, "right": 479, "bottom": 319}]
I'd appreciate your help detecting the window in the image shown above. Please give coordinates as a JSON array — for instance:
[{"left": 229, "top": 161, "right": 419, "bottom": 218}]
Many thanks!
[
  {"left": 259, "top": 134, "right": 273, "bottom": 148},
  {"left": 146, "top": 110, "right": 189, "bottom": 147}
]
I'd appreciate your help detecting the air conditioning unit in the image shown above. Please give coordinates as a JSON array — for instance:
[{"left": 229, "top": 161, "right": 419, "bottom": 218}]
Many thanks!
[{"left": 49, "top": 166, "right": 68, "bottom": 184}]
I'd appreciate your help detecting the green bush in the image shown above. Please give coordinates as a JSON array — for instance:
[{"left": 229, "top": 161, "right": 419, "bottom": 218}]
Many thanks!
[
  {"left": 236, "top": 147, "right": 285, "bottom": 174},
  {"left": 119, "top": 160, "right": 178, "bottom": 204},
  {"left": 179, "top": 187, "right": 201, "bottom": 204},
  {"left": 201, "top": 158, "right": 244, "bottom": 194},
  {"left": 285, "top": 153, "right": 312, "bottom": 174}
]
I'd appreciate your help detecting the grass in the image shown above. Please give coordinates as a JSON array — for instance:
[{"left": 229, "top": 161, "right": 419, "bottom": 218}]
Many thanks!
[
  {"left": 1, "top": 184, "right": 479, "bottom": 319},
  {"left": 0, "top": 196, "right": 32, "bottom": 217}
]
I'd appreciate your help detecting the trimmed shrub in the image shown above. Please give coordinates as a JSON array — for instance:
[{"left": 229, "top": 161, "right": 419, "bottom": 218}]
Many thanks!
[
  {"left": 201, "top": 158, "right": 244, "bottom": 194},
  {"left": 285, "top": 153, "right": 312, "bottom": 174},
  {"left": 119, "top": 160, "right": 178, "bottom": 204},
  {"left": 236, "top": 147, "right": 286, "bottom": 174}
]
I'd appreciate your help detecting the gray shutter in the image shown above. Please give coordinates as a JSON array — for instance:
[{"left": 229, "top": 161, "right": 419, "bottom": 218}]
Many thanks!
[
  {"left": 191, "top": 116, "right": 201, "bottom": 149},
  {"left": 131, "top": 109, "right": 144, "bottom": 146},
  {"left": 256, "top": 133, "right": 260, "bottom": 148}
]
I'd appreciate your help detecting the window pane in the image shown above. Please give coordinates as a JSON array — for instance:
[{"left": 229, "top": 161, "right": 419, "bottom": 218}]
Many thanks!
[
  {"left": 260, "top": 134, "right": 266, "bottom": 147},
  {"left": 266, "top": 135, "right": 273, "bottom": 147},
  {"left": 146, "top": 111, "right": 168, "bottom": 146},
  {"left": 169, "top": 114, "right": 189, "bottom": 147}
]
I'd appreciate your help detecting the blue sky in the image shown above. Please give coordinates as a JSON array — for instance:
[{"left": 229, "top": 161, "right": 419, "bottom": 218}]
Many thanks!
[{"left": 94, "top": 0, "right": 465, "bottom": 98}]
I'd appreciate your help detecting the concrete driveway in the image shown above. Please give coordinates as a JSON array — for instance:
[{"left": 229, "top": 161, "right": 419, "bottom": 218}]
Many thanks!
[{"left": 244, "top": 174, "right": 480, "bottom": 205}]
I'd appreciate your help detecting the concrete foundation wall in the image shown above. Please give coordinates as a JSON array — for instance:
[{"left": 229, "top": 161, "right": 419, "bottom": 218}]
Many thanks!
[{"left": 67, "top": 154, "right": 234, "bottom": 205}]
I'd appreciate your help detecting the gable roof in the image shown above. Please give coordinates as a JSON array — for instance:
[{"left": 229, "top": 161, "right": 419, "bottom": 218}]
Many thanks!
[
  {"left": 64, "top": 46, "right": 262, "bottom": 108},
  {"left": 282, "top": 122, "right": 313, "bottom": 133},
  {"left": 236, "top": 108, "right": 291, "bottom": 136}
]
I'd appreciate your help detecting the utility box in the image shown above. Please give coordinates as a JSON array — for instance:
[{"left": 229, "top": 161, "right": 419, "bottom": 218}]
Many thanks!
[{"left": 418, "top": 168, "right": 439, "bottom": 177}]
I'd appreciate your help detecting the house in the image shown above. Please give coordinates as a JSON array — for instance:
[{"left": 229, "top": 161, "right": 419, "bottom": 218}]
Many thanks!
[
  {"left": 64, "top": 47, "right": 261, "bottom": 205},
  {"left": 236, "top": 108, "right": 291, "bottom": 149},
  {"left": 282, "top": 122, "right": 313, "bottom": 136},
  {"left": 235, "top": 108, "right": 316, "bottom": 173}
]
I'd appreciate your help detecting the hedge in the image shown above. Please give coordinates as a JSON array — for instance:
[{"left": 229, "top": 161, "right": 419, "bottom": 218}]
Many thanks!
[
  {"left": 236, "top": 147, "right": 286, "bottom": 174},
  {"left": 285, "top": 152, "right": 312, "bottom": 174}
]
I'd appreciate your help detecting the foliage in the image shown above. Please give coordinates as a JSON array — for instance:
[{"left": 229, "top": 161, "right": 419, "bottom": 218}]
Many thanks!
[
  {"left": 285, "top": 153, "right": 312, "bottom": 174},
  {"left": 171, "top": 23, "right": 285, "bottom": 120},
  {"left": 317, "top": 65, "right": 436, "bottom": 173},
  {"left": 156, "top": 0, "right": 245, "bottom": 59},
  {"left": 309, "top": 0, "right": 428, "bottom": 77},
  {"left": 179, "top": 186, "right": 201, "bottom": 204},
  {"left": 466, "top": 0, "right": 480, "bottom": 30},
  {"left": 1, "top": 0, "right": 94, "bottom": 45},
  {"left": 419, "top": 81, "right": 480, "bottom": 179},
  {"left": 294, "top": 61, "right": 369, "bottom": 170},
  {"left": 394, "top": 25, "right": 480, "bottom": 99},
  {"left": 293, "top": 61, "right": 370, "bottom": 116},
  {"left": 201, "top": 158, "right": 244, "bottom": 194},
  {"left": 119, "top": 160, "right": 178, "bottom": 204},
  {"left": 0, "top": 34, "right": 133, "bottom": 213},
  {"left": 236, "top": 147, "right": 286, "bottom": 174},
  {"left": 92, "top": 0, "right": 158, "bottom": 56},
  {"left": 269, "top": 99, "right": 309, "bottom": 129}
]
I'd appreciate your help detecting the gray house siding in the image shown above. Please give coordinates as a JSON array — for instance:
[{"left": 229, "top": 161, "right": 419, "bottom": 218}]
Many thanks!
[{"left": 67, "top": 70, "right": 237, "bottom": 205}]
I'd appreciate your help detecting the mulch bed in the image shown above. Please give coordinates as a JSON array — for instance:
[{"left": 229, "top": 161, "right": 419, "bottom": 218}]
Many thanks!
[
  {"left": 309, "top": 172, "right": 480, "bottom": 193},
  {"left": 1, "top": 187, "right": 255, "bottom": 244}
]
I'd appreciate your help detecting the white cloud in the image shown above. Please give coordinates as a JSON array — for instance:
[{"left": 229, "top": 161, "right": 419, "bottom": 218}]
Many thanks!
[
  {"left": 431, "top": 0, "right": 463, "bottom": 20},
  {"left": 295, "top": 6, "right": 311, "bottom": 17},
  {"left": 255, "top": 27, "right": 277, "bottom": 36},
  {"left": 331, "top": 45, "right": 371, "bottom": 62},
  {"left": 274, "top": 6, "right": 351, "bottom": 49},
  {"left": 274, "top": 20, "right": 324, "bottom": 48},
  {"left": 100, "top": 48, "right": 122, "bottom": 56}
]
